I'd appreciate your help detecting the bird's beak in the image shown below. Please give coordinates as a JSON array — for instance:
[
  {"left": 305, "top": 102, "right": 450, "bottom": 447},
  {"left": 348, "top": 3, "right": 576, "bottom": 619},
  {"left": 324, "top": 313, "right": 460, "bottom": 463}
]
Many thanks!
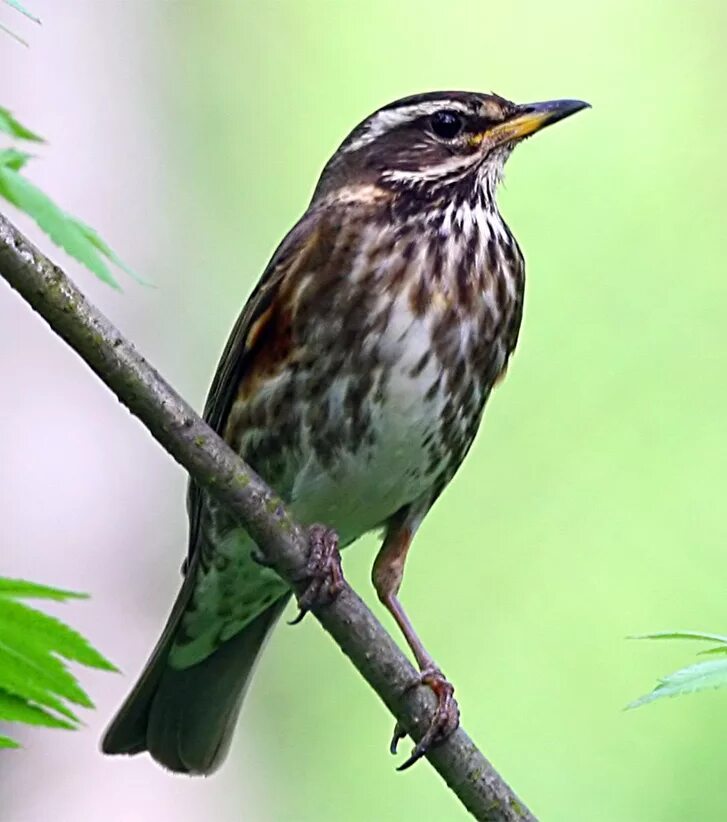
[{"left": 482, "top": 99, "right": 590, "bottom": 146}]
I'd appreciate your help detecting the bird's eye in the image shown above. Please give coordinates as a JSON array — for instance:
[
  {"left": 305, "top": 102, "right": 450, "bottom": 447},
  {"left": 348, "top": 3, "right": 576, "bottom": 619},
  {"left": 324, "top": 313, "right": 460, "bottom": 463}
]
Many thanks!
[{"left": 429, "top": 110, "right": 464, "bottom": 140}]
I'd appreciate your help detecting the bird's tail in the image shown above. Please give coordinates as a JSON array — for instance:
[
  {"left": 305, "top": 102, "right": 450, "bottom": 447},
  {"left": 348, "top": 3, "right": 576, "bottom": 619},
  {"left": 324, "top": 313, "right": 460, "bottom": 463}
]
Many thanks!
[{"left": 102, "top": 563, "right": 288, "bottom": 775}]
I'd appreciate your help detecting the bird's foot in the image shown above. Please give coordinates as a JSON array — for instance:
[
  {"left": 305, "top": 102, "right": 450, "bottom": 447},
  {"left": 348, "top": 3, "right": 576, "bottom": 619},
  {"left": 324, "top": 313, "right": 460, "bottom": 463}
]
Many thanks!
[
  {"left": 391, "top": 666, "right": 460, "bottom": 771},
  {"left": 288, "top": 524, "right": 344, "bottom": 625}
]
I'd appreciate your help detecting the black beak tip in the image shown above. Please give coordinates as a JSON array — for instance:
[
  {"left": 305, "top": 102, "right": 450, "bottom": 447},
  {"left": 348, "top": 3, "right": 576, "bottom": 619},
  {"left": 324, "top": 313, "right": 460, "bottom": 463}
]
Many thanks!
[
  {"left": 516, "top": 98, "right": 590, "bottom": 129},
  {"left": 569, "top": 99, "right": 591, "bottom": 112},
  {"left": 551, "top": 98, "right": 591, "bottom": 120}
]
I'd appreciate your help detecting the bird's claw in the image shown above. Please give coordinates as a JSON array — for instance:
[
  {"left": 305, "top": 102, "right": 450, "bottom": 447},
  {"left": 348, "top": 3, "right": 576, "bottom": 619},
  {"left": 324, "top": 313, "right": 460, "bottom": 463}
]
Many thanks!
[
  {"left": 391, "top": 667, "right": 460, "bottom": 771},
  {"left": 288, "top": 524, "right": 344, "bottom": 625}
]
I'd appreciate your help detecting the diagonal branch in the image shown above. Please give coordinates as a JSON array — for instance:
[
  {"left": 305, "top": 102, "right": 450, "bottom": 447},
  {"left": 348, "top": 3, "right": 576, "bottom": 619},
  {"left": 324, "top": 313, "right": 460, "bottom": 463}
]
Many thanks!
[{"left": 0, "top": 212, "right": 537, "bottom": 822}]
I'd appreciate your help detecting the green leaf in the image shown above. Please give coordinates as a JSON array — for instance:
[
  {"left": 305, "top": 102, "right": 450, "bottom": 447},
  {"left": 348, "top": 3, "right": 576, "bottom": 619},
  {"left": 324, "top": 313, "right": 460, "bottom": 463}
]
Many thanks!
[
  {"left": 72, "top": 217, "right": 149, "bottom": 286},
  {"left": 0, "top": 577, "right": 86, "bottom": 602},
  {"left": 0, "top": 735, "right": 20, "bottom": 749},
  {"left": 628, "top": 658, "right": 727, "bottom": 708},
  {"left": 0, "top": 148, "right": 31, "bottom": 172},
  {"left": 0, "top": 577, "right": 116, "bottom": 750},
  {"left": 0, "top": 689, "right": 75, "bottom": 729},
  {"left": 0, "top": 638, "right": 90, "bottom": 711},
  {"left": 0, "top": 164, "right": 124, "bottom": 288},
  {"left": 630, "top": 631, "right": 727, "bottom": 645},
  {"left": 0, "top": 21, "right": 27, "bottom": 46},
  {"left": 0, "top": 150, "right": 143, "bottom": 289},
  {"left": 697, "top": 646, "right": 727, "bottom": 657},
  {"left": 0, "top": 598, "right": 115, "bottom": 672},
  {"left": 0, "top": 107, "right": 43, "bottom": 142},
  {"left": 3, "top": 0, "right": 40, "bottom": 23}
]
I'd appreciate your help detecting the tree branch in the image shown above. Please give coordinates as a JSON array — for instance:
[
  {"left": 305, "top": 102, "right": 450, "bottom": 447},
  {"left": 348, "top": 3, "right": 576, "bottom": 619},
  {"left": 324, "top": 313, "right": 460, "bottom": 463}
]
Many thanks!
[{"left": 0, "top": 212, "right": 537, "bottom": 822}]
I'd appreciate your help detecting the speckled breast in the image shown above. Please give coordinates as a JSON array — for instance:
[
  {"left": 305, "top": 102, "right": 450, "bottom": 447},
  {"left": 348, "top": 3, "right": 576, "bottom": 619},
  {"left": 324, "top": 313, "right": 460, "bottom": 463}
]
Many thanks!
[{"left": 224, "top": 207, "right": 525, "bottom": 546}]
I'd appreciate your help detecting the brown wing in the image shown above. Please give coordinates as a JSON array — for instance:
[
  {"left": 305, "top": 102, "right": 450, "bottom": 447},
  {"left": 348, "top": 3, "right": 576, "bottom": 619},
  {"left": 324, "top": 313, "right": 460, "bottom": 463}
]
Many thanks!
[{"left": 185, "top": 206, "right": 329, "bottom": 564}]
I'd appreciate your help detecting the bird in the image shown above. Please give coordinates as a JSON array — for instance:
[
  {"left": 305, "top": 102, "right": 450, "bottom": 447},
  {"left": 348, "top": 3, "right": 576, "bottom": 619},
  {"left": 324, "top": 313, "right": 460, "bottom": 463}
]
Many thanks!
[{"left": 102, "top": 90, "right": 588, "bottom": 775}]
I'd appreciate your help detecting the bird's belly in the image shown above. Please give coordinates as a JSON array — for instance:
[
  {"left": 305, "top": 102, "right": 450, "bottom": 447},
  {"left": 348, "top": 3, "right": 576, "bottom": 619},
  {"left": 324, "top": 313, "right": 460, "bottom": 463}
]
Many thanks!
[
  {"left": 290, "top": 409, "right": 437, "bottom": 545},
  {"left": 289, "top": 305, "right": 453, "bottom": 545}
]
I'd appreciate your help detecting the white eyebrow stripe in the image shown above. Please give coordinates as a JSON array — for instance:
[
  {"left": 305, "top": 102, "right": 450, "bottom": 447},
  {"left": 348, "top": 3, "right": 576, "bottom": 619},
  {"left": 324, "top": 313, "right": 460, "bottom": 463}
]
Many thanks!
[{"left": 343, "top": 100, "right": 473, "bottom": 153}]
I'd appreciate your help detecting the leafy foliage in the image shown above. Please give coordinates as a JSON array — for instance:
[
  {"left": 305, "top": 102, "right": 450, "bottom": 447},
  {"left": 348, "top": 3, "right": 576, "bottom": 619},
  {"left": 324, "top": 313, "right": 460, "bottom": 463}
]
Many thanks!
[
  {"left": 629, "top": 631, "right": 727, "bottom": 708},
  {"left": 0, "top": 0, "right": 130, "bottom": 753},
  {"left": 0, "top": 577, "right": 115, "bottom": 749},
  {"left": 0, "top": 109, "right": 141, "bottom": 288},
  {"left": 0, "top": 149, "right": 141, "bottom": 288},
  {"left": 1, "top": 0, "right": 39, "bottom": 46},
  {"left": 3, "top": 0, "right": 40, "bottom": 24},
  {"left": 0, "top": 107, "right": 42, "bottom": 142}
]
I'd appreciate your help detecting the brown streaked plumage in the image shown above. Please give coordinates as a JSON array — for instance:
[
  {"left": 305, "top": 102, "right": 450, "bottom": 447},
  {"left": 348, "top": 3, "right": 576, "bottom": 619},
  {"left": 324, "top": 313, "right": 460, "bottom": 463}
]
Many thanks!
[{"left": 103, "top": 90, "right": 589, "bottom": 774}]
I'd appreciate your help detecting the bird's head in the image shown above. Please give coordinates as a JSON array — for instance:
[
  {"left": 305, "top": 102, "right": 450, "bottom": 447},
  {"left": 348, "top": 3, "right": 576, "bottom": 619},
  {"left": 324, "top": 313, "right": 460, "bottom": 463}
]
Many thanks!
[{"left": 314, "top": 91, "right": 589, "bottom": 205}]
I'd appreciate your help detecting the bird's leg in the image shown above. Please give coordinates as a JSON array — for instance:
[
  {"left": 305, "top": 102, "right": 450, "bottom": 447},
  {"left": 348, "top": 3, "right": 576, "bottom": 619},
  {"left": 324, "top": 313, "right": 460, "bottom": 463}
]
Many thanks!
[
  {"left": 372, "top": 525, "right": 460, "bottom": 770},
  {"left": 288, "top": 524, "right": 344, "bottom": 625}
]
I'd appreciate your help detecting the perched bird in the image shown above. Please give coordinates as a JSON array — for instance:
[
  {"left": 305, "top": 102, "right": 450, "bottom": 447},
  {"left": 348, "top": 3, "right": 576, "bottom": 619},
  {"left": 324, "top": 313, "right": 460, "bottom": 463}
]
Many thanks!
[{"left": 103, "top": 90, "right": 588, "bottom": 774}]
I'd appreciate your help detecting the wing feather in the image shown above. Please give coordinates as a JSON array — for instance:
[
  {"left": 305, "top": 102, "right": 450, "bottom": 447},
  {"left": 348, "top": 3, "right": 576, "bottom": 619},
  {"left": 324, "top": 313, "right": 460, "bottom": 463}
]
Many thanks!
[{"left": 185, "top": 207, "right": 328, "bottom": 563}]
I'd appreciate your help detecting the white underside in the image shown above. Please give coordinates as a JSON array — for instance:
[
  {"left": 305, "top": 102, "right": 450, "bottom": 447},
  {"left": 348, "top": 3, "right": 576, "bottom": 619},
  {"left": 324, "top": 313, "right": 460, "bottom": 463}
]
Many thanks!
[
  {"left": 170, "top": 294, "right": 450, "bottom": 668},
  {"left": 291, "top": 291, "right": 446, "bottom": 541}
]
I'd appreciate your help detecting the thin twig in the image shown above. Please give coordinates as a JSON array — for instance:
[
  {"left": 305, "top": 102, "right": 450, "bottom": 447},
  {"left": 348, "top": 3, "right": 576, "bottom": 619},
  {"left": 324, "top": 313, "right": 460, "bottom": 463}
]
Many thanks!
[{"left": 0, "top": 212, "right": 537, "bottom": 822}]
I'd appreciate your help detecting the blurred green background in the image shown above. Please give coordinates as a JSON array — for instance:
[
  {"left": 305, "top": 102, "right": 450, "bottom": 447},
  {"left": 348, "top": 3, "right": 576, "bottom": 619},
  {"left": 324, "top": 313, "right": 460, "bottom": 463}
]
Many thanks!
[{"left": 2, "top": 1, "right": 727, "bottom": 820}]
